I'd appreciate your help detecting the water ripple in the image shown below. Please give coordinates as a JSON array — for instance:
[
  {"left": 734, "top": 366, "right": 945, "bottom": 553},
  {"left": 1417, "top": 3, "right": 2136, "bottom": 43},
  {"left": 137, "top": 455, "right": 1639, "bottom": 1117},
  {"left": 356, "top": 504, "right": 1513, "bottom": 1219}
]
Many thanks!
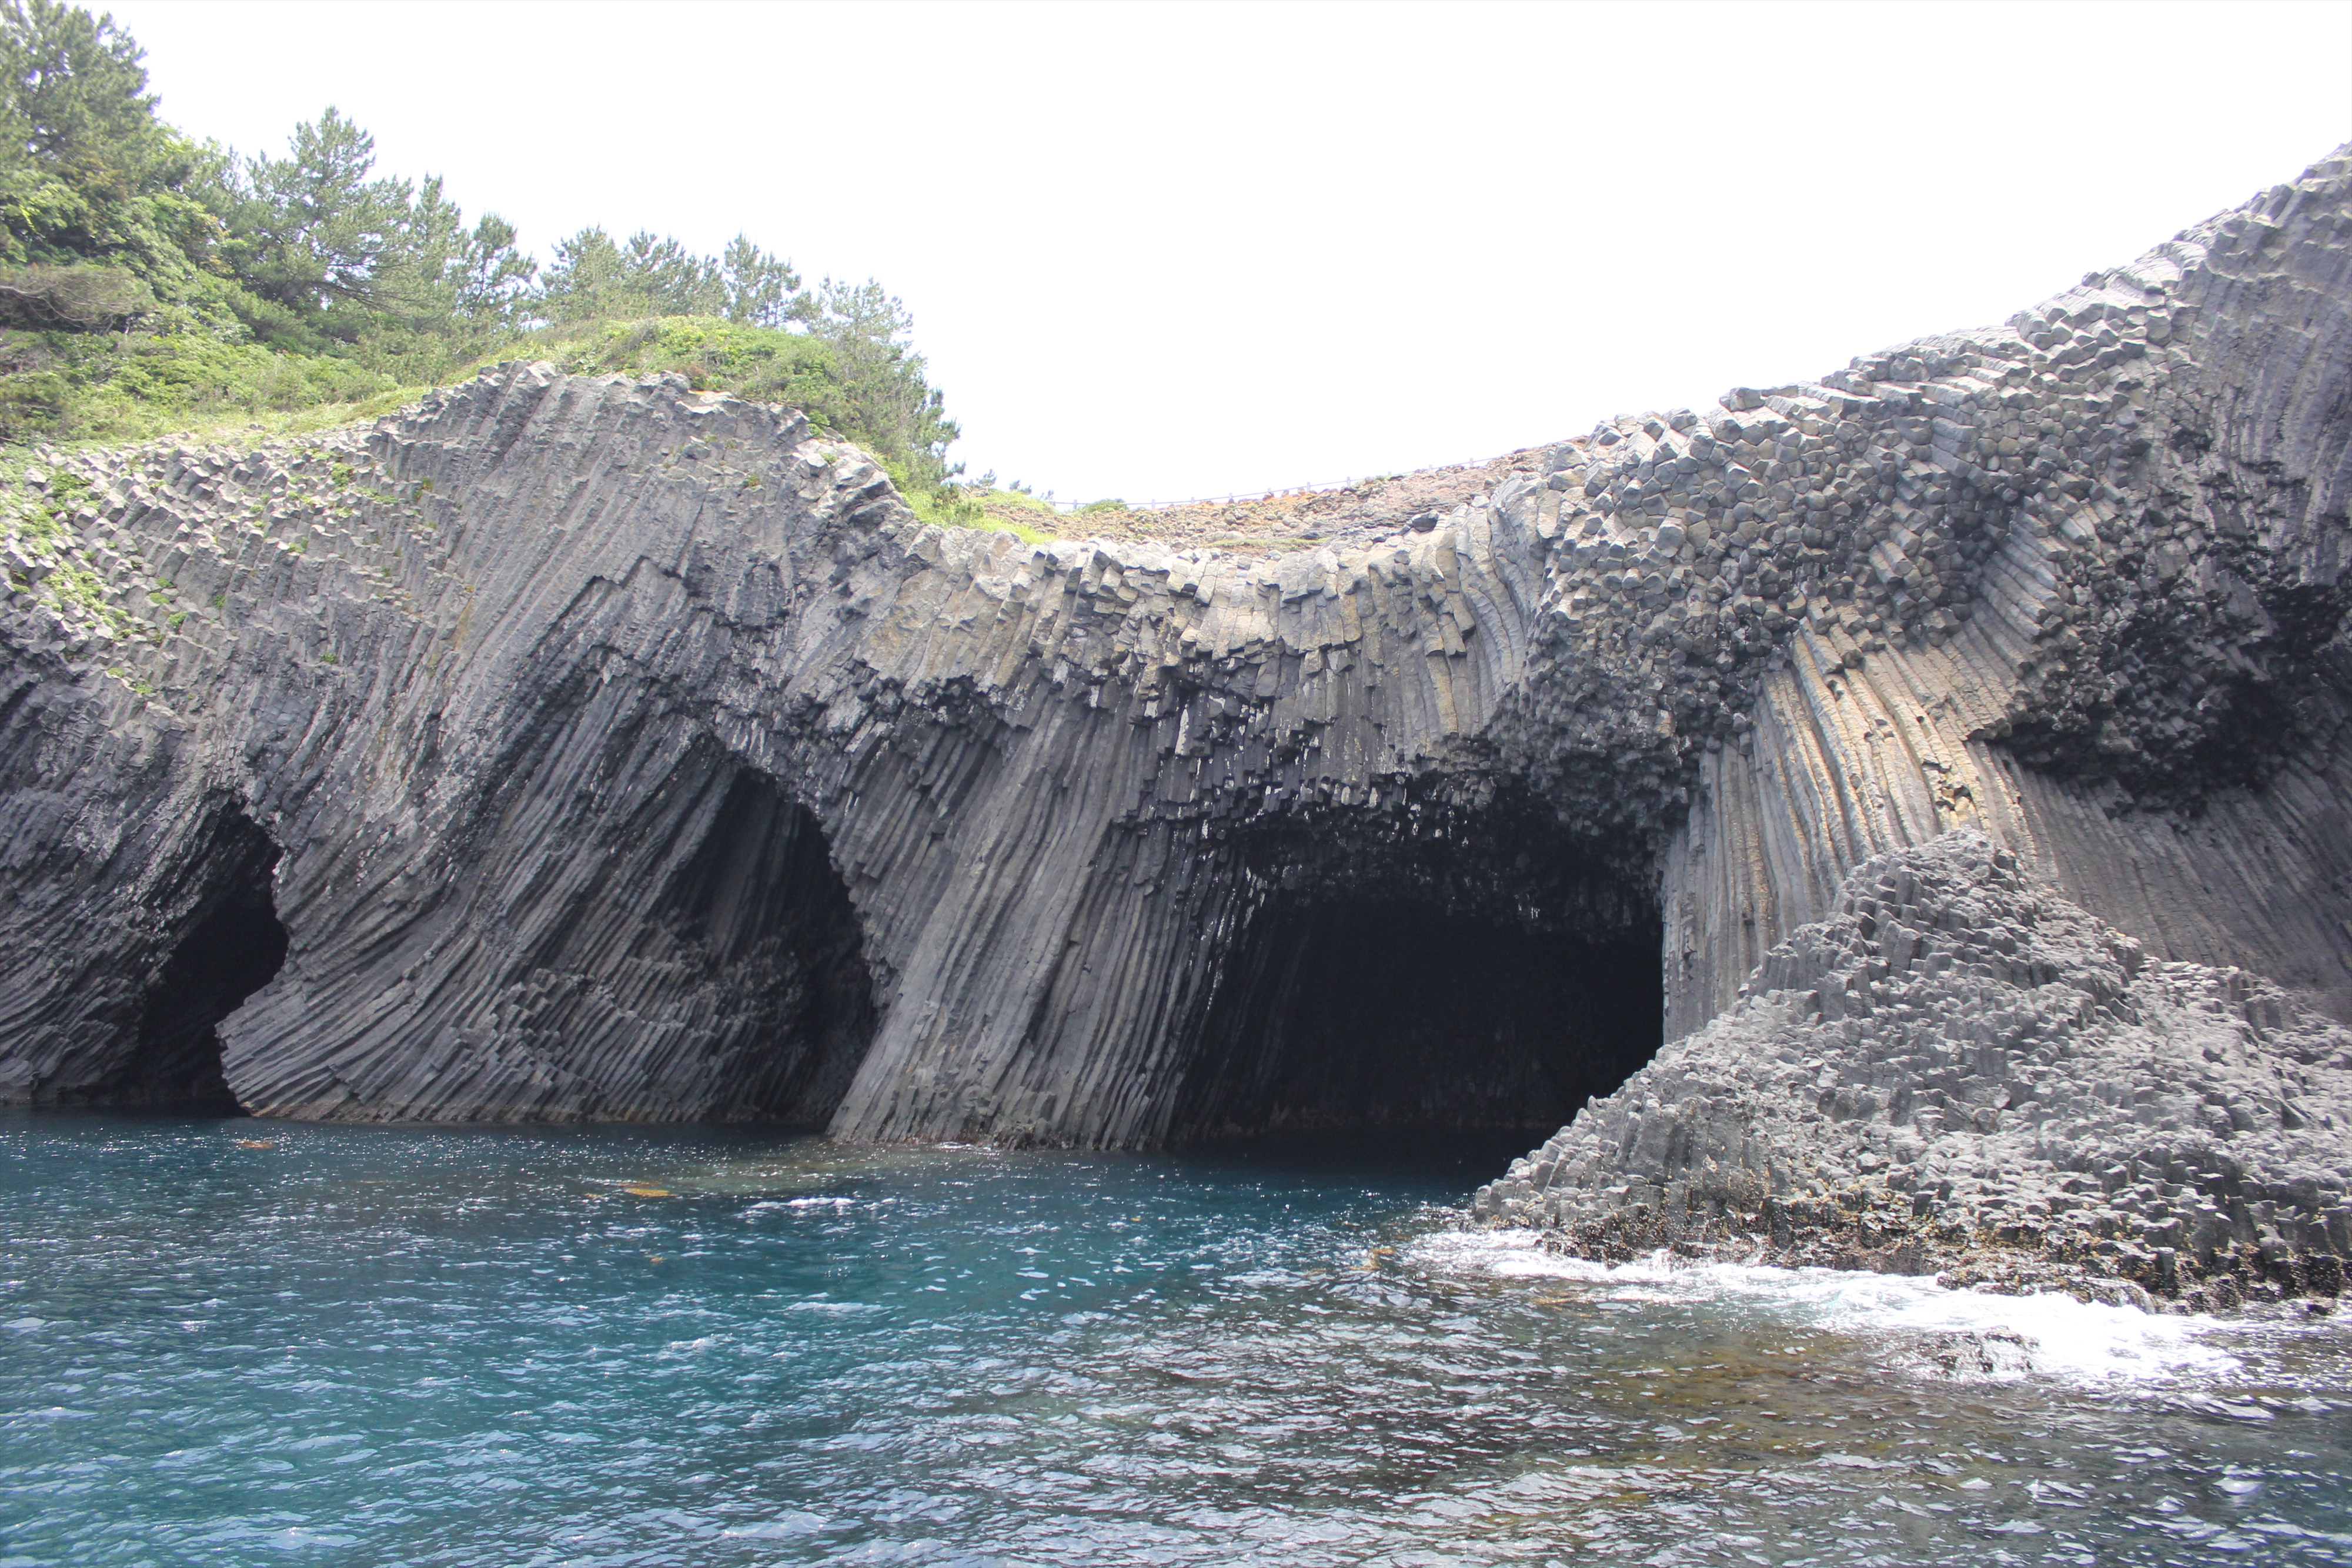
[{"left": 3, "top": 1112, "right": 2348, "bottom": 1565}]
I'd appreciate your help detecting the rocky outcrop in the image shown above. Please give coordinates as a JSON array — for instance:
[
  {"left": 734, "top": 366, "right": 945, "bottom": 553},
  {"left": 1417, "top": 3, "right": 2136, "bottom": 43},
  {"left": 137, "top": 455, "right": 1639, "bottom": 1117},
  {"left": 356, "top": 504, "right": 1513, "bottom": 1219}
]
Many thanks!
[
  {"left": 3, "top": 146, "right": 2352, "bottom": 1156},
  {"left": 1474, "top": 833, "right": 2352, "bottom": 1308}
]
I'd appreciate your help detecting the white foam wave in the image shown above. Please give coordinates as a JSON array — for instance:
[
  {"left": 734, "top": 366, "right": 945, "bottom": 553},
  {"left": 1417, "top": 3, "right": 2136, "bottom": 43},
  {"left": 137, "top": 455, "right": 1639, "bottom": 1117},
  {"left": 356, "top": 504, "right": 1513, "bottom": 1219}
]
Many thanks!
[
  {"left": 1411, "top": 1228, "right": 2244, "bottom": 1385},
  {"left": 784, "top": 1297, "right": 887, "bottom": 1315}
]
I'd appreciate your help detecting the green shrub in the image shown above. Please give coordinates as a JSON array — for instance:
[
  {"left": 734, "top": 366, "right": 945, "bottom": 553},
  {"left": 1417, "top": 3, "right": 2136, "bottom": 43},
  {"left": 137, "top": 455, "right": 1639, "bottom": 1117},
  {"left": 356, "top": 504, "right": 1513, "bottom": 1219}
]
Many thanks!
[{"left": 0, "top": 4, "right": 966, "bottom": 491}]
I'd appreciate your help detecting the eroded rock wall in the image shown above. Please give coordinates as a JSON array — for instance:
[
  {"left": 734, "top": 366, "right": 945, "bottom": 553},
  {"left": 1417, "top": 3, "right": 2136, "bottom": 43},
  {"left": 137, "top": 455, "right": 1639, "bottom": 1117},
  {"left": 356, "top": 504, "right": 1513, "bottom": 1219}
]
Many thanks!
[
  {"left": 0, "top": 365, "right": 1659, "bottom": 1139},
  {"left": 1655, "top": 151, "right": 2352, "bottom": 1034},
  {"left": 1, "top": 146, "right": 2350, "bottom": 1148}
]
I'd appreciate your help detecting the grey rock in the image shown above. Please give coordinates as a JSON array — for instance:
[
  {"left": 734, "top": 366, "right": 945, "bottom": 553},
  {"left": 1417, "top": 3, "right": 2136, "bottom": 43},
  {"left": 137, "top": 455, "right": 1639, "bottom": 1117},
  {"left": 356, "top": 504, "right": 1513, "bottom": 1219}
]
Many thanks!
[
  {"left": 1, "top": 146, "right": 2351, "bottom": 1175},
  {"left": 1476, "top": 831, "right": 2352, "bottom": 1309}
]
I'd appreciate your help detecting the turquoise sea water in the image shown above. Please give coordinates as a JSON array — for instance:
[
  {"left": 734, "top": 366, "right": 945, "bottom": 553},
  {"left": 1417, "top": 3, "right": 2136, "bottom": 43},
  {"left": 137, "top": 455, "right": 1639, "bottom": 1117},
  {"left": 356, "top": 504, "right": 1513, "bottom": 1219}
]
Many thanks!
[{"left": 4, "top": 1112, "right": 2350, "bottom": 1566}]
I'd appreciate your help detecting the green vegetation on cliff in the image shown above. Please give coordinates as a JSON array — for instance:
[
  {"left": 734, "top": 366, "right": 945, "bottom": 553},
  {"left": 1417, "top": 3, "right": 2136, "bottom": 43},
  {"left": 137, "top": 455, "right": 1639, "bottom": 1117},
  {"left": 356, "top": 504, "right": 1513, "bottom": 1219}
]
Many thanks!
[{"left": 0, "top": 1, "right": 964, "bottom": 506}]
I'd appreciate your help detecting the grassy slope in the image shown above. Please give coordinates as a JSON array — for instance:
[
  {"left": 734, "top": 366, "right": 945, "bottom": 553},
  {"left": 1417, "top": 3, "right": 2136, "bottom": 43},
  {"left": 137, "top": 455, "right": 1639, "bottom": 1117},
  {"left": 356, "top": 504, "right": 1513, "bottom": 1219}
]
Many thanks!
[{"left": 0, "top": 312, "right": 1065, "bottom": 543}]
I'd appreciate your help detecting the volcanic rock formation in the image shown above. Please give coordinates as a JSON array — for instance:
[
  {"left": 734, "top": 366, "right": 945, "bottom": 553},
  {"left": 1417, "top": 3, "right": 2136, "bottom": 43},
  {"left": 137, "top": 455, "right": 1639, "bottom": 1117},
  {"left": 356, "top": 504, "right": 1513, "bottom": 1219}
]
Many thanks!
[
  {"left": 2, "top": 146, "right": 2351, "bottom": 1191},
  {"left": 1474, "top": 832, "right": 2352, "bottom": 1308}
]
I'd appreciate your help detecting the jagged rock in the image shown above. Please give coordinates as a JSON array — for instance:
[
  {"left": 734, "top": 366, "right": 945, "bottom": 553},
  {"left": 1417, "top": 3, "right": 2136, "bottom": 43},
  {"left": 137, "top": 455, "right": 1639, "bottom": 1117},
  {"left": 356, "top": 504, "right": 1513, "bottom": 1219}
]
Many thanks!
[
  {"left": 1475, "top": 831, "right": 2352, "bottom": 1309},
  {"left": 0, "top": 148, "right": 2350, "bottom": 1162}
]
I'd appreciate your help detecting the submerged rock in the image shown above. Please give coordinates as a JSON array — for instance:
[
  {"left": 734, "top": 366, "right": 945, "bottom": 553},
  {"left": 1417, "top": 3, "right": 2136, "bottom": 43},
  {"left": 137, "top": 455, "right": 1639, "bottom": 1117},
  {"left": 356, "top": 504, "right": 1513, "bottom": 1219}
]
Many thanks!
[{"left": 1476, "top": 831, "right": 2352, "bottom": 1310}]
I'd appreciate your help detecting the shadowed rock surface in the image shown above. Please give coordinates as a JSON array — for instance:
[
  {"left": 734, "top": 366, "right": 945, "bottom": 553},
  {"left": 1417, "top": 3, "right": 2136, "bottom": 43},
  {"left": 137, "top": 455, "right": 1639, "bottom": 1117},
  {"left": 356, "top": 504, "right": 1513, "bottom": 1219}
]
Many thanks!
[{"left": 2, "top": 145, "right": 2351, "bottom": 1211}]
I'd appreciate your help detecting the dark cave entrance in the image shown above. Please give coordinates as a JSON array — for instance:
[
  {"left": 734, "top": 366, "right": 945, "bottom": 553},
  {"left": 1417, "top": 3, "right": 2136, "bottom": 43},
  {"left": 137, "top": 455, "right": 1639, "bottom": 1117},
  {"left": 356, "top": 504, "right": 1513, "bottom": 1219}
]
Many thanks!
[
  {"left": 118, "top": 805, "right": 289, "bottom": 1112},
  {"left": 657, "top": 769, "right": 877, "bottom": 1127},
  {"left": 1169, "top": 814, "right": 1663, "bottom": 1148}
]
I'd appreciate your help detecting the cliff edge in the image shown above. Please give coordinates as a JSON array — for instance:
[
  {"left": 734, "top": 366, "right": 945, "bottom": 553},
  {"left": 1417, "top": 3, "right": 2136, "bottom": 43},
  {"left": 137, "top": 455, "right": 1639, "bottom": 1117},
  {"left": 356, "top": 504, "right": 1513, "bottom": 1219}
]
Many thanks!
[{"left": 2, "top": 147, "right": 2350, "bottom": 1208}]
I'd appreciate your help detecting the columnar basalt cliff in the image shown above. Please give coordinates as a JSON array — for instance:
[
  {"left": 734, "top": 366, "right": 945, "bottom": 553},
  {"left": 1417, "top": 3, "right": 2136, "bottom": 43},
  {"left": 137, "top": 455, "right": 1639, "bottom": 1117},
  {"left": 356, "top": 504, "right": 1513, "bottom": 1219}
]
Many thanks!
[{"left": 4, "top": 149, "right": 2351, "bottom": 1215}]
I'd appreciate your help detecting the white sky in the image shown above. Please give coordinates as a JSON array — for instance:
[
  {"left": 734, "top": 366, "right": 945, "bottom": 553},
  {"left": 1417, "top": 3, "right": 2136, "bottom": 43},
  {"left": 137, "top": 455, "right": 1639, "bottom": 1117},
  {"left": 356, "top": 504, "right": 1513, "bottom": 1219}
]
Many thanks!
[{"left": 105, "top": 0, "right": 2352, "bottom": 505}]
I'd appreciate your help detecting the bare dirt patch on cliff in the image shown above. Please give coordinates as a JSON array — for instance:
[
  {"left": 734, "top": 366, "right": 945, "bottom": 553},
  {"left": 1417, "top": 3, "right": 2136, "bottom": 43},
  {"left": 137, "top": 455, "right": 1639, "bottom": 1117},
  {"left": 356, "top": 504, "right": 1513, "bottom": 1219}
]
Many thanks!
[{"left": 974, "top": 447, "right": 1556, "bottom": 554}]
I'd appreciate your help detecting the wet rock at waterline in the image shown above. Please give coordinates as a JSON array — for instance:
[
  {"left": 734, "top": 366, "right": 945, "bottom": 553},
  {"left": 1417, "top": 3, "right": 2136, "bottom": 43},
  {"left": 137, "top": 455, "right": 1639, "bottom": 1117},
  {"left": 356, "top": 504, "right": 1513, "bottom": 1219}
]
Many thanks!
[
  {"left": 1476, "top": 833, "right": 2352, "bottom": 1309},
  {"left": 2, "top": 147, "right": 2352, "bottom": 1186}
]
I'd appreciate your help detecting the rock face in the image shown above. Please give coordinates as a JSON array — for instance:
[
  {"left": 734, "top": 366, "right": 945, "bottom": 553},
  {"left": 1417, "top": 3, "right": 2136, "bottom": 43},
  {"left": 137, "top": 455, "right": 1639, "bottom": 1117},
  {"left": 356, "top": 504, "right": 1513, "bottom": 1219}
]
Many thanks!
[
  {"left": 1474, "top": 832, "right": 2352, "bottom": 1308},
  {"left": 2, "top": 146, "right": 2352, "bottom": 1162}
]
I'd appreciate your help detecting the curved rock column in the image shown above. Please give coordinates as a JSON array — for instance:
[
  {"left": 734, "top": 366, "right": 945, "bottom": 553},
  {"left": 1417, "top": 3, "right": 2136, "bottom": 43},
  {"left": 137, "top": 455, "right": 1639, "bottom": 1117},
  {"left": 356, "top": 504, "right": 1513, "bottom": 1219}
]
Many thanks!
[{"left": 2, "top": 148, "right": 2351, "bottom": 1152}]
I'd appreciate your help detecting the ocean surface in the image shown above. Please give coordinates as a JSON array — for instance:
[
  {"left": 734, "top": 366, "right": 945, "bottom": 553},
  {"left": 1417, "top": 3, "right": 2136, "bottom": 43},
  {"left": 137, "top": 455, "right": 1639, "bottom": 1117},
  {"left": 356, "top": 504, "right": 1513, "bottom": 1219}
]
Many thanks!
[{"left": 3, "top": 1113, "right": 2350, "bottom": 1566}]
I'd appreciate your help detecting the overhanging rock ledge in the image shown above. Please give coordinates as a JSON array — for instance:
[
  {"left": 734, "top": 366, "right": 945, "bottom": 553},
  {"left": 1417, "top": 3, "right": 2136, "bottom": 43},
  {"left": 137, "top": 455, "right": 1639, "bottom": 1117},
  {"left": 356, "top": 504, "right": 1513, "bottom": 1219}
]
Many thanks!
[{"left": 3, "top": 146, "right": 2351, "bottom": 1239}]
